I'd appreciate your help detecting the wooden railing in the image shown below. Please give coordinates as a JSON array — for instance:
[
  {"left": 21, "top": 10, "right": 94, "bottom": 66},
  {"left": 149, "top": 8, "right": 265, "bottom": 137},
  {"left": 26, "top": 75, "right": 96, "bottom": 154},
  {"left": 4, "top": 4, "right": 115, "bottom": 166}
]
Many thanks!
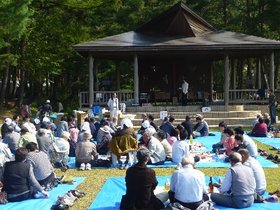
[{"left": 79, "top": 91, "right": 134, "bottom": 107}]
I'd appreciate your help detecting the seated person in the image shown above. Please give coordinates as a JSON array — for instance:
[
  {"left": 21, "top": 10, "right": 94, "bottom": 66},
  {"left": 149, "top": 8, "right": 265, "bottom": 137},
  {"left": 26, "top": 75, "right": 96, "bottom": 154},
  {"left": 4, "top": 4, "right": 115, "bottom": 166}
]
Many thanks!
[
  {"left": 109, "top": 118, "right": 138, "bottom": 169},
  {"left": 96, "top": 126, "right": 112, "bottom": 155},
  {"left": 263, "top": 113, "right": 271, "bottom": 132},
  {"left": 148, "top": 114, "right": 158, "bottom": 131},
  {"left": 50, "top": 131, "right": 70, "bottom": 168},
  {"left": 181, "top": 115, "right": 193, "bottom": 139},
  {"left": 18, "top": 127, "right": 38, "bottom": 148},
  {"left": 3, "top": 148, "right": 49, "bottom": 202},
  {"left": 169, "top": 156, "right": 209, "bottom": 210},
  {"left": 160, "top": 115, "right": 176, "bottom": 136},
  {"left": 75, "top": 132, "right": 98, "bottom": 170},
  {"left": 3, "top": 125, "right": 20, "bottom": 154},
  {"left": 234, "top": 127, "right": 258, "bottom": 158},
  {"left": 26, "top": 142, "right": 55, "bottom": 187},
  {"left": 0, "top": 142, "right": 14, "bottom": 180},
  {"left": 166, "top": 128, "right": 178, "bottom": 146},
  {"left": 142, "top": 127, "right": 166, "bottom": 165},
  {"left": 172, "top": 131, "right": 190, "bottom": 164},
  {"left": 138, "top": 120, "right": 156, "bottom": 135},
  {"left": 223, "top": 128, "right": 238, "bottom": 156},
  {"left": 212, "top": 121, "right": 227, "bottom": 153},
  {"left": 193, "top": 114, "right": 209, "bottom": 137},
  {"left": 120, "top": 148, "right": 164, "bottom": 210},
  {"left": 238, "top": 149, "right": 266, "bottom": 196},
  {"left": 154, "top": 130, "right": 172, "bottom": 161},
  {"left": 211, "top": 152, "right": 256, "bottom": 209},
  {"left": 248, "top": 117, "right": 267, "bottom": 137}
]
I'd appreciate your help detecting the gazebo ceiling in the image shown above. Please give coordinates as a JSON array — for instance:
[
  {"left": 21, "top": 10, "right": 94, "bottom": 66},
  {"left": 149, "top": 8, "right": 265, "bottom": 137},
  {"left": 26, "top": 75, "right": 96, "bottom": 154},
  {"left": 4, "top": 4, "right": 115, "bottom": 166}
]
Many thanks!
[{"left": 74, "top": 2, "right": 280, "bottom": 58}]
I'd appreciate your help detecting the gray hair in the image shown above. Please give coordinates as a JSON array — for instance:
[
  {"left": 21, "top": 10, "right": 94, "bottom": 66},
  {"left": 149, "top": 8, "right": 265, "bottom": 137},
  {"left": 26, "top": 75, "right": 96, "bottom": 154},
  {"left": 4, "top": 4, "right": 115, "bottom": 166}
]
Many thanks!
[
  {"left": 229, "top": 152, "right": 242, "bottom": 163},
  {"left": 137, "top": 148, "right": 150, "bottom": 163},
  {"left": 181, "top": 155, "right": 195, "bottom": 166},
  {"left": 143, "top": 127, "right": 154, "bottom": 138}
]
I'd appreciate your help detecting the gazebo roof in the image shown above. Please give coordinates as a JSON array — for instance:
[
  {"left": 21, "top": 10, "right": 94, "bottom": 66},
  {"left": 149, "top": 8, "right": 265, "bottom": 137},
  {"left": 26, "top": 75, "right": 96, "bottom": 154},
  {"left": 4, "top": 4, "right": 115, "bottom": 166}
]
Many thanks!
[{"left": 74, "top": 2, "right": 280, "bottom": 56}]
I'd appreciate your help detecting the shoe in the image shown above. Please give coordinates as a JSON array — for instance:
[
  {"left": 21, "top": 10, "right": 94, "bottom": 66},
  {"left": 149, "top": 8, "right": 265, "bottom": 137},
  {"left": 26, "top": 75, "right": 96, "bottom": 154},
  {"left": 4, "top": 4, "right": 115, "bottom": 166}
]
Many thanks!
[
  {"left": 86, "top": 163, "right": 91, "bottom": 170},
  {"left": 80, "top": 163, "right": 86, "bottom": 171},
  {"left": 261, "top": 151, "right": 268, "bottom": 156},
  {"left": 267, "top": 154, "right": 274, "bottom": 160},
  {"left": 69, "top": 189, "right": 86, "bottom": 198}
]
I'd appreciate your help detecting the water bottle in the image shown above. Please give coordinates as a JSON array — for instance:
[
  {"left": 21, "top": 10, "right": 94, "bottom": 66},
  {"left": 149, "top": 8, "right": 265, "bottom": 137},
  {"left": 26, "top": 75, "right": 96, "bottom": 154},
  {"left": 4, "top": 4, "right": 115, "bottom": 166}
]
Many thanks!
[{"left": 164, "top": 178, "right": 170, "bottom": 191}]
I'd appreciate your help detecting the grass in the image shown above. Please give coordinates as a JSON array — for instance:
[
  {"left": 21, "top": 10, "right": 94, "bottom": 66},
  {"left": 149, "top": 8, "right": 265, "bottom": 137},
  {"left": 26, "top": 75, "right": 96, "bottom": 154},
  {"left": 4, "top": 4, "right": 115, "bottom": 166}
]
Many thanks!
[{"left": 56, "top": 139, "right": 280, "bottom": 210}]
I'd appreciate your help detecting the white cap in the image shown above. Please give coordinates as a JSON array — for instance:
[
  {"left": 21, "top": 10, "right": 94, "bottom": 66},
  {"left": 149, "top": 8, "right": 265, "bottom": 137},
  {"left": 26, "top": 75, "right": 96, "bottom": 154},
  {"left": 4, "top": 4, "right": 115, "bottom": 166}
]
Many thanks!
[
  {"left": 4, "top": 118, "right": 12, "bottom": 125},
  {"left": 121, "top": 118, "right": 133, "bottom": 129},
  {"left": 142, "top": 120, "right": 150, "bottom": 129},
  {"left": 34, "top": 118, "right": 40, "bottom": 125},
  {"left": 42, "top": 117, "right": 50, "bottom": 123}
]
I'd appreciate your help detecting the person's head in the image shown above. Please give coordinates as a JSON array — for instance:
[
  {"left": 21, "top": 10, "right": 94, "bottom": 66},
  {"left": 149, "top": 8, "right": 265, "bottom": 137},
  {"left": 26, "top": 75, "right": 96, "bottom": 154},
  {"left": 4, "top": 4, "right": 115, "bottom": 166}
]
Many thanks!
[
  {"left": 15, "top": 148, "right": 28, "bottom": 162},
  {"left": 155, "top": 129, "right": 166, "bottom": 141},
  {"left": 20, "top": 127, "right": 29, "bottom": 135},
  {"left": 185, "top": 115, "right": 191, "bottom": 121},
  {"left": 148, "top": 114, "right": 154, "bottom": 122},
  {"left": 228, "top": 152, "right": 242, "bottom": 166},
  {"left": 61, "top": 116, "right": 67, "bottom": 122},
  {"left": 223, "top": 127, "right": 234, "bottom": 137},
  {"left": 256, "top": 113, "right": 262, "bottom": 119},
  {"left": 176, "top": 124, "right": 184, "bottom": 132},
  {"left": 23, "top": 116, "right": 30, "bottom": 122},
  {"left": 234, "top": 134, "right": 243, "bottom": 145},
  {"left": 121, "top": 118, "right": 133, "bottom": 129},
  {"left": 61, "top": 131, "right": 70, "bottom": 140},
  {"left": 26, "top": 142, "right": 38, "bottom": 152},
  {"left": 258, "top": 117, "right": 264, "bottom": 124},
  {"left": 141, "top": 113, "right": 147, "bottom": 120},
  {"left": 218, "top": 121, "right": 227, "bottom": 132},
  {"left": 89, "top": 117, "right": 95, "bottom": 123},
  {"left": 4, "top": 118, "right": 12, "bottom": 125},
  {"left": 196, "top": 116, "right": 202, "bottom": 122},
  {"left": 234, "top": 127, "right": 244, "bottom": 135},
  {"left": 136, "top": 148, "right": 150, "bottom": 164},
  {"left": 143, "top": 127, "right": 154, "bottom": 143},
  {"left": 170, "top": 128, "right": 179, "bottom": 138},
  {"left": 238, "top": 149, "right": 250, "bottom": 163},
  {"left": 83, "top": 132, "right": 92, "bottom": 141},
  {"left": 112, "top": 93, "right": 117, "bottom": 98},
  {"left": 142, "top": 120, "right": 150, "bottom": 129},
  {"left": 181, "top": 156, "right": 195, "bottom": 167},
  {"left": 179, "top": 130, "right": 188, "bottom": 141},
  {"left": 13, "top": 115, "right": 20, "bottom": 122},
  {"left": 169, "top": 116, "right": 175, "bottom": 123},
  {"left": 263, "top": 113, "right": 270, "bottom": 120}
]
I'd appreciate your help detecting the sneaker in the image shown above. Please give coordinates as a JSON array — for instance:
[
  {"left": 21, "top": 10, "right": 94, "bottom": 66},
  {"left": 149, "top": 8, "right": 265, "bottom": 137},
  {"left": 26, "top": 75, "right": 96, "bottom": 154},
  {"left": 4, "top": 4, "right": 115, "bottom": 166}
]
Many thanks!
[
  {"left": 80, "top": 163, "right": 85, "bottom": 171},
  {"left": 86, "top": 163, "right": 91, "bottom": 170}
]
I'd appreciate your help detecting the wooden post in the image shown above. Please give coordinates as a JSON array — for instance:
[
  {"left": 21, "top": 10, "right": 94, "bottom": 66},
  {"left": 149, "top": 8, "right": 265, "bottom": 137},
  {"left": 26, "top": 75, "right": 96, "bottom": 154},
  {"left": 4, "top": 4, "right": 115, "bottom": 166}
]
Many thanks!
[
  {"left": 134, "top": 55, "right": 139, "bottom": 104},
  {"left": 116, "top": 62, "right": 120, "bottom": 90},
  {"left": 258, "top": 58, "right": 262, "bottom": 89},
  {"left": 224, "top": 54, "right": 230, "bottom": 109},
  {"left": 89, "top": 55, "right": 94, "bottom": 107},
  {"left": 210, "top": 63, "right": 213, "bottom": 102},
  {"left": 270, "top": 51, "right": 275, "bottom": 91},
  {"left": 232, "top": 59, "right": 236, "bottom": 100}
]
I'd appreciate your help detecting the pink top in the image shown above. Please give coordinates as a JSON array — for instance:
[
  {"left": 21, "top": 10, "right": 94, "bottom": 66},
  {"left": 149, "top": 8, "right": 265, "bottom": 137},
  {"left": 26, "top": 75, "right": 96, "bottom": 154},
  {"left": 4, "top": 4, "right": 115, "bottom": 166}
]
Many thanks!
[
  {"left": 167, "top": 136, "right": 177, "bottom": 146},
  {"left": 253, "top": 123, "right": 267, "bottom": 135},
  {"left": 224, "top": 135, "right": 238, "bottom": 155}
]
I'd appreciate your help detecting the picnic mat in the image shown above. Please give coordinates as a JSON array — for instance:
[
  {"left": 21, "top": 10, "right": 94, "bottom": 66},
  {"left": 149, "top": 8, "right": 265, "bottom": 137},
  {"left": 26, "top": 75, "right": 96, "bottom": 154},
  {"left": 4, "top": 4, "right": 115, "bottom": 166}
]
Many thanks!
[
  {"left": 195, "top": 132, "right": 278, "bottom": 168},
  {"left": 252, "top": 136, "right": 280, "bottom": 150},
  {"left": 69, "top": 132, "right": 278, "bottom": 169},
  {"left": 0, "top": 177, "right": 85, "bottom": 210},
  {"left": 88, "top": 176, "right": 280, "bottom": 210}
]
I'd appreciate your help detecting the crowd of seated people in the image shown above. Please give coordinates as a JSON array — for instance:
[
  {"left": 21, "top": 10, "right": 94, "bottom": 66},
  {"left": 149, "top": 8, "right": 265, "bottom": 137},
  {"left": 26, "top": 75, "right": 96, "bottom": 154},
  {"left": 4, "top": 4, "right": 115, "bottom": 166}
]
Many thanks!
[{"left": 0, "top": 109, "right": 270, "bottom": 208}]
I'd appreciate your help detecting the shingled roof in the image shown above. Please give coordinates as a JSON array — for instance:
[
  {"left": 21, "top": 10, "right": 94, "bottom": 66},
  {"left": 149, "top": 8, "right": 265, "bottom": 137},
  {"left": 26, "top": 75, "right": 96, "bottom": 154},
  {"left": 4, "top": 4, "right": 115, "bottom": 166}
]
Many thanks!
[{"left": 74, "top": 2, "right": 280, "bottom": 56}]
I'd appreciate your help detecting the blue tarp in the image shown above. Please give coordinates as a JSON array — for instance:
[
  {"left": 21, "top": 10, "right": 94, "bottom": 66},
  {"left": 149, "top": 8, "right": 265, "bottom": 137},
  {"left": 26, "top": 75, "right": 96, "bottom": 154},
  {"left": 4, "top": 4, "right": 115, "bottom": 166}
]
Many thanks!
[
  {"left": 253, "top": 136, "right": 280, "bottom": 149},
  {"left": 0, "top": 177, "right": 85, "bottom": 210},
  {"left": 88, "top": 176, "right": 280, "bottom": 210},
  {"left": 69, "top": 132, "right": 278, "bottom": 169}
]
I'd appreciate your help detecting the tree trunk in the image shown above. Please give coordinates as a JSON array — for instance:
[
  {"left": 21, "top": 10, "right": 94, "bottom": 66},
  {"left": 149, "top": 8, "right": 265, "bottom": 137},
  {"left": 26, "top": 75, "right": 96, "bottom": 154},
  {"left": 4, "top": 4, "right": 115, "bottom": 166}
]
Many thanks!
[
  {"left": 0, "top": 47, "right": 11, "bottom": 107},
  {"left": 223, "top": 0, "right": 228, "bottom": 27}
]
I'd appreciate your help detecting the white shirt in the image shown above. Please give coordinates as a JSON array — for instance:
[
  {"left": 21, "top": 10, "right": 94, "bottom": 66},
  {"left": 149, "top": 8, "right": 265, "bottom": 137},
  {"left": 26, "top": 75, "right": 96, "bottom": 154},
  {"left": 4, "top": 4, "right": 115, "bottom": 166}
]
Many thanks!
[
  {"left": 161, "top": 139, "right": 172, "bottom": 159},
  {"left": 244, "top": 157, "right": 266, "bottom": 193},
  {"left": 172, "top": 140, "right": 190, "bottom": 164},
  {"left": 182, "top": 81, "right": 189, "bottom": 94},
  {"left": 147, "top": 136, "right": 166, "bottom": 163},
  {"left": 243, "top": 135, "right": 258, "bottom": 157},
  {"left": 170, "top": 165, "right": 207, "bottom": 203}
]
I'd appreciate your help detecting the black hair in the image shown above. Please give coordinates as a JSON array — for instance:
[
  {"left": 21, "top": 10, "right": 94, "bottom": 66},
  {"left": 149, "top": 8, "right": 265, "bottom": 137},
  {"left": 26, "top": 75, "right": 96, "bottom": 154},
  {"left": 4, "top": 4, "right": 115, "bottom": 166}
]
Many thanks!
[
  {"left": 234, "top": 134, "right": 243, "bottom": 142},
  {"left": 218, "top": 121, "right": 227, "bottom": 128},
  {"left": 26, "top": 142, "right": 38, "bottom": 151},
  {"left": 179, "top": 130, "right": 188, "bottom": 140},
  {"left": 170, "top": 128, "right": 179, "bottom": 137},
  {"left": 234, "top": 127, "right": 244, "bottom": 135},
  {"left": 148, "top": 114, "right": 154, "bottom": 121},
  {"left": 185, "top": 115, "right": 191, "bottom": 121},
  {"left": 258, "top": 117, "right": 264, "bottom": 124},
  {"left": 156, "top": 129, "right": 167, "bottom": 139},
  {"left": 15, "top": 148, "right": 28, "bottom": 162},
  {"left": 169, "top": 116, "right": 175, "bottom": 122},
  {"left": 223, "top": 127, "right": 234, "bottom": 136}
]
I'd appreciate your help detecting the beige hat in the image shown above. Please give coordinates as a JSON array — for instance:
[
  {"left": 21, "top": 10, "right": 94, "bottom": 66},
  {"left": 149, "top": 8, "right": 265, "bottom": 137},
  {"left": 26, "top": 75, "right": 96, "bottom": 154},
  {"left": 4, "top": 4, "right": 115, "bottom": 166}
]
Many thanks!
[
  {"left": 83, "top": 131, "right": 92, "bottom": 140},
  {"left": 100, "top": 127, "right": 110, "bottom": 133}
]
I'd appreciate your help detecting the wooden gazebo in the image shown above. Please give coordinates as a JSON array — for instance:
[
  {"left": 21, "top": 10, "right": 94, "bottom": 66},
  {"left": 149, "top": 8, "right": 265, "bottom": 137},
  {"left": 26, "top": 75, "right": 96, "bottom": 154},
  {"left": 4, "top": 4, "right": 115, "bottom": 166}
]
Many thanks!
[{"left": 74, "top": 2, "right": 280, "bottom": 108}]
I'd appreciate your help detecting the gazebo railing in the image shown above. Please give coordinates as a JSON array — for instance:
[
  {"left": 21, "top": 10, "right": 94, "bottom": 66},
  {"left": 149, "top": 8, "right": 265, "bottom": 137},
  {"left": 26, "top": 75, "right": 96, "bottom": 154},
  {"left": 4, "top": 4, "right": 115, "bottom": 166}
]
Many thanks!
[{"left": 79, "top": 91, "right": 134, "bottom": 107}]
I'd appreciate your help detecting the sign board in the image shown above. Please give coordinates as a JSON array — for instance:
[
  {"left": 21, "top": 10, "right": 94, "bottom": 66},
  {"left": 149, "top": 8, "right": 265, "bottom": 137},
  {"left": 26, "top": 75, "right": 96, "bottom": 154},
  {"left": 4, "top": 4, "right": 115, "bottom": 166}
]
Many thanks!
[
  {"left": 160, "top": 111, "right": 168, "bottom": 120},
  {"left": 202, "top": 107, "right": 211, "bottom": 112}
]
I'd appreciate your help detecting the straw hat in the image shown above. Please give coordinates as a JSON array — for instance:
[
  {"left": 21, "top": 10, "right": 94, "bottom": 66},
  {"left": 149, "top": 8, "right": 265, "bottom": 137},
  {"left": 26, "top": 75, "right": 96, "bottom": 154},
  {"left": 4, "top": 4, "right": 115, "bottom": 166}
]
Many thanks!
[{"left": 83, "top": 131, "right": 92, "bottom": 140}]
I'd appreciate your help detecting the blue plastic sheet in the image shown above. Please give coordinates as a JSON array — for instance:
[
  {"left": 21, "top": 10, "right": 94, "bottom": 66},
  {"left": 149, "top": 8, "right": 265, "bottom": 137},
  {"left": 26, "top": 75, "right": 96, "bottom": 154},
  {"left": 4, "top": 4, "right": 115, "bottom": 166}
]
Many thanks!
[
  {"left": 0, "top": 177, "right": 85, "bottom": 210},
  {"left": 88, "top": 176, "right": 280, "bottom": 210},
  {"left": 253, "top": 136, "right": 280, "bottom": 149}
]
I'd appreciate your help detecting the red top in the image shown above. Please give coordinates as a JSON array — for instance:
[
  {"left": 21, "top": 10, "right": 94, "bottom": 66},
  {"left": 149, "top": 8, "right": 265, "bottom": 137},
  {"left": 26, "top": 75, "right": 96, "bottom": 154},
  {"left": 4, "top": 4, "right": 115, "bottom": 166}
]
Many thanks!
[
  {"left": 253, "top": 123, "right": 267, "bottom": 135},
  {"left": 224, "top": 135, "right": 238, "bottom": 155}
]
